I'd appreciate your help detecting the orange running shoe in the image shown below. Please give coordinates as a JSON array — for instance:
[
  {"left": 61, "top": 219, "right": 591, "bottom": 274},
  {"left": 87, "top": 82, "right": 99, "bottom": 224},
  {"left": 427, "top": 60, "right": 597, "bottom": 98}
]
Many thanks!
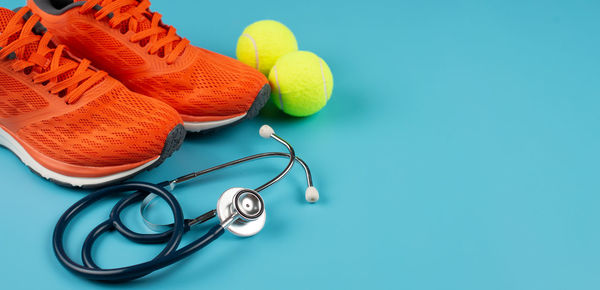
[
  {"left": 28, "top": 0, "right": 271, "bottom": 132},
  {"left": 0, "top": 7, "right": 186, "bottom": 187}
]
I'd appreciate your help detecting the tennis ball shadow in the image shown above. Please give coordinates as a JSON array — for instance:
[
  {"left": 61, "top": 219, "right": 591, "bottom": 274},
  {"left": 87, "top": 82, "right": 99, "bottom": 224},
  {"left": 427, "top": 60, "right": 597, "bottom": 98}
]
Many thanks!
[
  {"left": 256, "top": 99, "right": 296, "bottom": 122},
  {"left": 257, "top": 83, "right": 370, "bottom": 124}
]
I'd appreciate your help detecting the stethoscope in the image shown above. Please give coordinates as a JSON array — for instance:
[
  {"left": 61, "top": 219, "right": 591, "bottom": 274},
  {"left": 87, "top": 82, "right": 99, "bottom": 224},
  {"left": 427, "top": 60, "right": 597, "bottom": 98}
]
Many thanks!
[{"left": 52, "top": 125, "right": 319, "bottom": 282}]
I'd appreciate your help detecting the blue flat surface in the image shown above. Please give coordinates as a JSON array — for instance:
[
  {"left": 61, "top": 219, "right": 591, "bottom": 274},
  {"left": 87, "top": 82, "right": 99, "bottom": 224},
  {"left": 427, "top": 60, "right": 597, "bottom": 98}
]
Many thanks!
[{"left": 1, "top": 0, "right": 599, "bottom": 289}]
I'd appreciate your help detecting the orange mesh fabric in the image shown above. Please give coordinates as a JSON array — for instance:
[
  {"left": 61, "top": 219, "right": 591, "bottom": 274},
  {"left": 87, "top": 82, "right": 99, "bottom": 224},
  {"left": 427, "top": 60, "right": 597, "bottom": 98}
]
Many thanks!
[
  {"left": 73, "top": 0, "right": 181, "bottom": 57},
  {"left": 1, "top": 9, "right": 41, "bottom": 68},
  {"left": 29, "top": 2, "right": 268, "bottom": 118},
  {"left": 1, "top": 7, "right": 183, "bottom": 170},
  {"left": 17, "top": 82, "right": 181, "bottom": 167},
  {"left": 59, "top": 19, "right": 146, "bottom": 70},
  {"left": 0, "top": 7, "right": 13, "bottom": 30},
  {"left": 0, "top": 8, "right": 94, "bottom": 97},
  {"left": 0, "top": 72, "right": 49, "bottom": 117},
  {"left": 124, "top": 48, "right": 268, "bottom": 116}
]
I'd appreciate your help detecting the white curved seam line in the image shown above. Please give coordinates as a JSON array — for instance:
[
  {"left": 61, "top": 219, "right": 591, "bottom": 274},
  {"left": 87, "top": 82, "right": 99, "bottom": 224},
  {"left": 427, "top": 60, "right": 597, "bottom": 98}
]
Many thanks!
[
  {"left": 274, "top": 65, "right": 284, "bottom": 110},
  {"left": 319, "top": 59, "right": 327, "bottom": 102},
  {"left": 242, "top": 33, "right": 259, "bottom": 70}
]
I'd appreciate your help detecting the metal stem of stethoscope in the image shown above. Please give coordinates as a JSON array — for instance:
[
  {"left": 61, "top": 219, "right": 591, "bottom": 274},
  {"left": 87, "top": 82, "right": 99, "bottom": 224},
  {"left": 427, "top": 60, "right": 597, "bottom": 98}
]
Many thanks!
[
  {"left": 140, "top": 125, "right": 317, "bottom": 232},
  {"left": 167, "top": 133, "right": 307, "bottom": 191}
]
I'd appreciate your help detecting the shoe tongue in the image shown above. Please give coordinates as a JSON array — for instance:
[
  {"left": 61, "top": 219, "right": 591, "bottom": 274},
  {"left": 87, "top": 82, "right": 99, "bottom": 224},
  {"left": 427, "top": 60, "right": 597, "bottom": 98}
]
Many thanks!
[{"left": 0, "top": 8, "right": 17, "bottom": 33}]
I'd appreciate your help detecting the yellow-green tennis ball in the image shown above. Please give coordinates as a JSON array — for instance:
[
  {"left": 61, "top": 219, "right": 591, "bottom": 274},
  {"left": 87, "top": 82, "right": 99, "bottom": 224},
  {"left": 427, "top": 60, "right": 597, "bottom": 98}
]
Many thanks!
[
  {"left": 268, "top": 51, "right": 334, "bottom": 117},
  {"left": 236, "top": 20, "right": 298, "bottom": 75}
]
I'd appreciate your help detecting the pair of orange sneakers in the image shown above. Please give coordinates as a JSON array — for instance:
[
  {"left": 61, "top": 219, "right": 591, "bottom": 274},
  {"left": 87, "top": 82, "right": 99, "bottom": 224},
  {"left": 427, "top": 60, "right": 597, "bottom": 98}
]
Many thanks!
[{"left": 0, "top": 1, "right": 270, "bottom": 187}]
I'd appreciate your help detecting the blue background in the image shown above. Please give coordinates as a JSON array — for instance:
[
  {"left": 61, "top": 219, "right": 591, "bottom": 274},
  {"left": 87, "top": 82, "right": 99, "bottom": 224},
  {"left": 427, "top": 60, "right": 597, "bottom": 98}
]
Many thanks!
[{"left": 1, "top": 0, "right": 599, "bottom": 289}]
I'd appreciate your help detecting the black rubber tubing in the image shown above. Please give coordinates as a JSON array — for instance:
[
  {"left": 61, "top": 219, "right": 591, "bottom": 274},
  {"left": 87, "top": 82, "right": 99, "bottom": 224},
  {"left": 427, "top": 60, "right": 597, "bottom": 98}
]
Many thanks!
[{"left": 53, "top": 182, "right": 224, "bottom": 282}]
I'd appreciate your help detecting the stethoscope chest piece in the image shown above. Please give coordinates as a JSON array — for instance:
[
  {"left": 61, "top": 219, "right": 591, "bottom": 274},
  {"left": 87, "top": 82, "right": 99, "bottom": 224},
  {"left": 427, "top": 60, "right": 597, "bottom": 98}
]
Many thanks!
[{"left": 217, "top": 188, "right": 266, "bottom": 237}]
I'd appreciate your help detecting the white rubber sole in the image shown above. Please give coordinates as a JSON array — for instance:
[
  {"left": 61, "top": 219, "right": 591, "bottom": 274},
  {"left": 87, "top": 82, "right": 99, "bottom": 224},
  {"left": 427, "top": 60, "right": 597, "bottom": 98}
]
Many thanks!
[
  {"left": 0, "top": 127, "right": 158, "bottom": 188},
  {"left": 183, "top": 113, "right": 246, "bottom": 132}
]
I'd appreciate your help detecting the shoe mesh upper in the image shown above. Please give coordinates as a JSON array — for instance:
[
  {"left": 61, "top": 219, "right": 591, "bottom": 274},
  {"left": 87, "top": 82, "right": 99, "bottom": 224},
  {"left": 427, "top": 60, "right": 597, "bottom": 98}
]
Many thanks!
[
  {"left": 16, "top": 83, "right": 182, "bottom": 167},
  {"left": 0, "top": 7, "right": 183, "bottom": 168},
  {"left": 0, "top": 73, "right": 49, "bottom": 117},
  {"left": 0, "top": 7, "right": 12, "bottom": 28},
  {"left": 33, "top": 5, "right": 268, "bottom": 118},
  {"left": 125, "top": 48, "right": 267, "bottom": 117}
]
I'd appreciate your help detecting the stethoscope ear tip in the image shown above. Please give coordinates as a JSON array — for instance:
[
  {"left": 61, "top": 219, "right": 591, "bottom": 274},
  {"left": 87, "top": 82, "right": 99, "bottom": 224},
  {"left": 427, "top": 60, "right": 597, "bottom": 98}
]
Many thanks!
[
  {"left": 259, "top": 124, "right": 275, "bottom": 139},
  {"left": 305, "top": 186, "right": 319, "bottom": 203}
]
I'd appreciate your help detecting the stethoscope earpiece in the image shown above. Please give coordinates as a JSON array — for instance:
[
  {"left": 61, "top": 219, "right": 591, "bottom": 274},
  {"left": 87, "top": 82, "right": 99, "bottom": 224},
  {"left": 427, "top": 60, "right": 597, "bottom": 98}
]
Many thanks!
[
  {"left": 305, "top": 186, "right": 320, "bottom": 203},
  {"left": 259, "top": 124, "right": 275, "bottom": 139}
]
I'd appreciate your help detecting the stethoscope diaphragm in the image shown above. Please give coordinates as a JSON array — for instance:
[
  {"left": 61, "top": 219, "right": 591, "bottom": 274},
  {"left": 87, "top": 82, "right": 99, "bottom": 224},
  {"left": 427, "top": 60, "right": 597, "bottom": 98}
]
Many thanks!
[{"left": 217, "top": 188, "right": 266, "bottom": 237}]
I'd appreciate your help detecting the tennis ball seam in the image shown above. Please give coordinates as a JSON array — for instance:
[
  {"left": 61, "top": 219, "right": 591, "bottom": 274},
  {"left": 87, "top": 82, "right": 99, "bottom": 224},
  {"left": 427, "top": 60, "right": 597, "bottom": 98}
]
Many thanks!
[
  {"left": 241, "top": 33, "right": 259, "bottom": 70},
  {"left": 272, "top": 61, "right": 331, "bottom": 111},
  {"left": 272, "top": 65, "right": 284, "bottom": 110},
  {"left": 319, "top": 59, "right": 328, "bottom": 103}
]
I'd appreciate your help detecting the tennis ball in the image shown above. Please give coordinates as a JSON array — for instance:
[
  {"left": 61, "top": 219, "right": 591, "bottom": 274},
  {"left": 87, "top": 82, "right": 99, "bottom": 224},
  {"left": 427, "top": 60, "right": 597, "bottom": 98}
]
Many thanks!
[
  {"left": 236, "top": 20, "right": 298, "bottom": 75},
  {"left": 268, "top": 51, "right": 333, "bottom": 117}
]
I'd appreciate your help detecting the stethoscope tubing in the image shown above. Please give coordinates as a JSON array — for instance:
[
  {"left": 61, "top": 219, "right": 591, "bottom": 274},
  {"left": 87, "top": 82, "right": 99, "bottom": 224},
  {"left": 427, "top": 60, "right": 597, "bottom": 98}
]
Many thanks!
[
  {"left": 53, "top": 182, "right": 225, "bottom": 281},
  {"left": 52, "top": 129, "right": 312, "bottom": 282}
]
